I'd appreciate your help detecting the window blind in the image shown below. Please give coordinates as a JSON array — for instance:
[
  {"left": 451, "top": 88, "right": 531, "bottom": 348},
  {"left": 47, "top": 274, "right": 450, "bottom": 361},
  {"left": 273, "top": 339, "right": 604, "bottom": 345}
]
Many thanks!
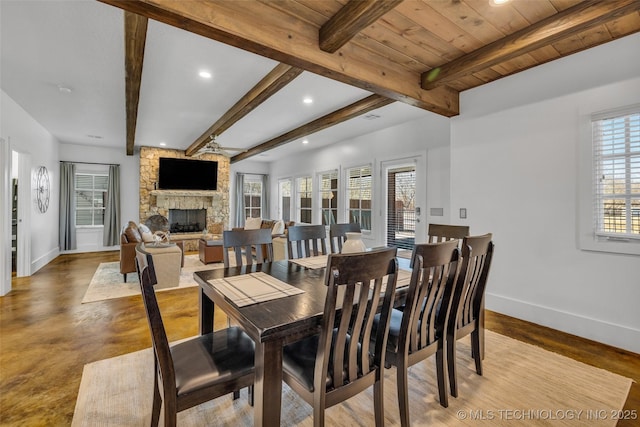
[{"left": 592, "top": 109, "right": 640, "bottom": 238}]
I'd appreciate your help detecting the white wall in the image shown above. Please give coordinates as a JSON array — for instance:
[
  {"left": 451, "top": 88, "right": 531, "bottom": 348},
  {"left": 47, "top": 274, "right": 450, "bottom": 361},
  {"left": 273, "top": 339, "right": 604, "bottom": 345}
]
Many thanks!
[
  {"left": 266, "top": 112, "right": 451, "bottom": 247},
  {"left": 1, "top": 90, "right": 60, "bottom": 274},
  {"left": 58, "top": 143, "right": 139, "bottom": 253},
  {"left": 451, "top": 33, "right": 640, "bottom": 353}
]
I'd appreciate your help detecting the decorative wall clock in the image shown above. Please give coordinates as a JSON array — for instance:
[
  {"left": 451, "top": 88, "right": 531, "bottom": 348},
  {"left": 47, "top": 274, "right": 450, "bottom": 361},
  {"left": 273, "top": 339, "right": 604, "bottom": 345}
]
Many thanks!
[{"left": 36, "top": 166, "right": 50, "bottom": 213}]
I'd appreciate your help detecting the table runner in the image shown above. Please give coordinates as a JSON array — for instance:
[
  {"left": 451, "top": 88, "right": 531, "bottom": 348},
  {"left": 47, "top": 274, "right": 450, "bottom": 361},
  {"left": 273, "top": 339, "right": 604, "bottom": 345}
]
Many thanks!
[
  {"left": 208, "top": 272, "right": 305, "bottom": 307},
  {"left": 288, "top": 255, "right": 329, "bottom": 269},
  {"left": 289, "top": 255, "right": 412, "bottom": 289},
  {"left": 382, "top": 268, "right": 412, "bottom": 291}
]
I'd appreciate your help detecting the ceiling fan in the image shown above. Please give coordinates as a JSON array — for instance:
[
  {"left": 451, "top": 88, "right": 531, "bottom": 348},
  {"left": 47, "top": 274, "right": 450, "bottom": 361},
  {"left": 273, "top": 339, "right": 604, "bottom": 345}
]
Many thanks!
[{"left": 194, "top": 135, "right": 247, "bottom": 157}]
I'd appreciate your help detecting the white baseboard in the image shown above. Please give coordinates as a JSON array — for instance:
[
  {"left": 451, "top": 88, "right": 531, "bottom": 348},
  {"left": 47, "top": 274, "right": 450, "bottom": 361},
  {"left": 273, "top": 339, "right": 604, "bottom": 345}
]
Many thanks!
[
  {"left": 486, "top": 292, "right": 640, "bottom": 354},
  {"left": 31, "top": 247, "right": 59, "bottom": 275},
  {"left": 61, "top": 245, "right": 119, "bottom": 255}
]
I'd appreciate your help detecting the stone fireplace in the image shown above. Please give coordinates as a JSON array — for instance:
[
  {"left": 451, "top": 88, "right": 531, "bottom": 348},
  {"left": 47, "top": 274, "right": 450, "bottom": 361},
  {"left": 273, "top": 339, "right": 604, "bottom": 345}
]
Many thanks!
[
  {"left": 138, "top": 147, "right": 230, "bottom": 251},
  {"left": 169, "top": 208, "right": 207, "bottom": 233}
]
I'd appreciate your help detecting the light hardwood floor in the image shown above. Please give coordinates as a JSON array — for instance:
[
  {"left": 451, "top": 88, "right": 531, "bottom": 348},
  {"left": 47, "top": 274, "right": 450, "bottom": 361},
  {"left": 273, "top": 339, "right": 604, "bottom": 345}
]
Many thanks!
[{"left": 0, "top": 251, "right": 638, "bottom": 426}]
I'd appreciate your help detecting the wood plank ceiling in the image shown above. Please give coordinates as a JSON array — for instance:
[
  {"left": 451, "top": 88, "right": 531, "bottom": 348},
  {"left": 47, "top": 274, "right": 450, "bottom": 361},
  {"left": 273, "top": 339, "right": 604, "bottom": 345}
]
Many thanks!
[{"left": 102, "top": 0, "right": 640, "bottom": 160}]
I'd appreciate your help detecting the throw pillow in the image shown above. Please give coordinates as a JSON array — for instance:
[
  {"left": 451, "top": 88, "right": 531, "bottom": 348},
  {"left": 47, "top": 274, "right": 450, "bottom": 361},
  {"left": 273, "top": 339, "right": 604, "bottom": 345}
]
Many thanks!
[
  {"left": 245, "top": 217, "right": 262, "bottom": 230},
  {"left": 271, "top": 220, "right": 285, "bottom": 236},
  {"left": 138, "top": 223, "right": 154, "bottom": 243}
]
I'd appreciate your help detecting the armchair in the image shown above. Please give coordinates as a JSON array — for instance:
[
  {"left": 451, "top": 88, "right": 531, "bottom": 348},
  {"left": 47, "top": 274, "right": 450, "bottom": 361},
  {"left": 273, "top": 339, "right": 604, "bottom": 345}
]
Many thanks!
[
  {"left": 120, "top": 222, "right": 142, "bottom": 282},
  {"left": 120, "top": 220, "right": 184, "bottom": 282}
]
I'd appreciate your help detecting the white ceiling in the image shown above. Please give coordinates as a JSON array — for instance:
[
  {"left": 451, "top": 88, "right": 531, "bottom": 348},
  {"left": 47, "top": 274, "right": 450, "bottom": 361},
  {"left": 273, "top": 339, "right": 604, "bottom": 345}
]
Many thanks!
[{"left": 1, "top": 0, "right": 436, "bottom": 162}]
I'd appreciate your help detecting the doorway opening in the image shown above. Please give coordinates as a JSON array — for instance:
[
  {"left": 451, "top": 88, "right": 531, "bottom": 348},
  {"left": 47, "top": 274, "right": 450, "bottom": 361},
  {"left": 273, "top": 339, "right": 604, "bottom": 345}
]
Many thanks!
[{"left": 11, "top": 178, "right": 17, "bottom": 276}]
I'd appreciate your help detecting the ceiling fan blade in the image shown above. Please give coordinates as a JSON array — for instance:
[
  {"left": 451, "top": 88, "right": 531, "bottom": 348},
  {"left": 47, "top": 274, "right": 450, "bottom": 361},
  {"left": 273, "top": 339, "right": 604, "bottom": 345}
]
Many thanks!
[{"left": 218, "top": 146, "right": 247, "bottom": 152}]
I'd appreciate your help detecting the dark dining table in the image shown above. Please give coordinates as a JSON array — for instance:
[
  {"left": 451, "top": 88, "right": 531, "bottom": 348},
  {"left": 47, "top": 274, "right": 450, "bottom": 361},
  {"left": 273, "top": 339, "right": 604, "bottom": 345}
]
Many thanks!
[{"left": 193, "top": 257, "right": 411, "bottom": 427}]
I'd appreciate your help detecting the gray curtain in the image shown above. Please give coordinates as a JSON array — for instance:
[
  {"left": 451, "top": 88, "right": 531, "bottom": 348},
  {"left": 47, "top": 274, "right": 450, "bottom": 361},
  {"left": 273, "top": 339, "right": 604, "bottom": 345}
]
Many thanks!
[
  {"left": 261, "top": 174, "right": 269, "bottom": 219},
  {"left": 235, "top": 173, "right": 245, "bottom": 227},
  {"left": 59, "top": 162, "right": 76, "bottom": 250},
  {"left": 103, "top": 164, "right": 120, "bottom": 246}
]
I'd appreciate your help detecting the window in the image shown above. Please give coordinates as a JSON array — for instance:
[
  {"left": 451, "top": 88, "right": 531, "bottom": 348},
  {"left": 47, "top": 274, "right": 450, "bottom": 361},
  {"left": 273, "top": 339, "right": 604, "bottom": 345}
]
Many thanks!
[
  {"left": 346, "top": 165, "right": 372, "bottom": 232},
  {"left": 319, "top": 170, "right": 338, "bottom": 225},
  {"left": 244, "top": 176, "right": 263, "bottom": 219},
  {"left": 297, "top": 176, "right": 312, "bottom": 224},
  {"left": 593, "top": 109, "right": 640, "bottom": 238},
  {"left": 75, "top": 173, "right": 107, "bottom": 226}
]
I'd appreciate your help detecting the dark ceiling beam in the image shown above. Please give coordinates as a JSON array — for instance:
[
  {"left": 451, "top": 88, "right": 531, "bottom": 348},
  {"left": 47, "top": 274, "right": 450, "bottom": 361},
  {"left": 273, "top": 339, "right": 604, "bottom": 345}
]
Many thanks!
[
  {"left": 98, "top": 0, "right": 458, "bottom": 117},
  {"left": 422, "top": 0, "right": 640, "bottom": 90},
  {"left": 319, "top": 0, "right": 404, "bottom": 53},
  {"left": 185, "top": 63, "right": 303, "bottom": 157},
  {"left": 123, "top": 11, "right": 147, "bottom": 156},
  {"left": 231, "top": 94, "right": 394, "bottom": 163}
]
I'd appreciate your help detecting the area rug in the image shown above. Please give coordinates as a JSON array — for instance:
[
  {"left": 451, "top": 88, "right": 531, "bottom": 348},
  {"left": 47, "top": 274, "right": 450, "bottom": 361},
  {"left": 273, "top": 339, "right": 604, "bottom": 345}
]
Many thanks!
[
  {"left": 81, "top": 255, "right": 225, "bottom": 304},
  {"left": 72, "top": 331, "right": 631, "bottom": 426}
]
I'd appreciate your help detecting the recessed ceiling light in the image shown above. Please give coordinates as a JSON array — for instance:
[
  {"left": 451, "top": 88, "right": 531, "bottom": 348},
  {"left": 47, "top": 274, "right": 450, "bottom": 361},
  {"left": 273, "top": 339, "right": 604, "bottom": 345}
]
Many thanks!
[
  {"left": 303, "top": 97, "right": 313, "bottom": 104},
  {"left": 302, "top": 139, "right": 309, "bottom": 144},
  {"left": 58, "top": 85, "right": 72, "bottom": 94},
  {"left": 199, "top": 70, "right": 212, "bottom": 79},
  {"left": 490, "top": 0, "right": 509, "bottom": 5},
  {"left": 87, "top": 134, "right": 103, "bottom": 139},
  {"left": 159, "top": 142, "right": 167, "bottom": 146}
]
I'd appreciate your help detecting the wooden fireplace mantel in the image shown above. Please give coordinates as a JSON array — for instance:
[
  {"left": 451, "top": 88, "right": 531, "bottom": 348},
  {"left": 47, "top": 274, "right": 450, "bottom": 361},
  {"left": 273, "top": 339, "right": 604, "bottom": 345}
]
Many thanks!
[{"left": 150, "top": 190, "right": 218, "bottom": 197}]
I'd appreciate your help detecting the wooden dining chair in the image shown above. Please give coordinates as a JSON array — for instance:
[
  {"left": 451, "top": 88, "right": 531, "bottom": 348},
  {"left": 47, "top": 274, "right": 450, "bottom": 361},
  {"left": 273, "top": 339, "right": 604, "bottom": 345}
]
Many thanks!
[
  {"left": 222, "top": 228, "right": 273, "bottom": 268},
  {"left": 427, "top": 223, "right": 469, "bottom": 243},
  {"left": 287, "top": 224, "right": 328, "bottom": 259},
  {"left": 134, "top": 244, "right": 255, "bottom": 427},
  {"left": 372, "top": 239, "right": 461, "bottom": 426},
  {"left": 447, "top": 233, "right": 494, "bottom": 398},
  {"left": 282, "top": 247, "right": 399, "bottom": 427},
  {"left": 329, "top": 222, "right": 361, "bottom": 253}
]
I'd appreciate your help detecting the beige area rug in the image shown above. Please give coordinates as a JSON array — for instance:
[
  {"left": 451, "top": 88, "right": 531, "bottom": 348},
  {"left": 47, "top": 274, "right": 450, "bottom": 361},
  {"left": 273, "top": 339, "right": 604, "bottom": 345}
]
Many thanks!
[
  {"left": 81, "top": 254, "right": 225, "bottom": 303},
  {"left": 72, "top": 331, "right": 631, "bottom": 426}
]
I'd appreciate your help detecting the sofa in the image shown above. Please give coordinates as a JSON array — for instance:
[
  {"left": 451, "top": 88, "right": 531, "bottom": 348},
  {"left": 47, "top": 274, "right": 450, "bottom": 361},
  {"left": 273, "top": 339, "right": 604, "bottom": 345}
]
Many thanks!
[
  {"left": 120, "top": 221, "right": 184, "bottom": 281},
  {"left": 240, "top": 217, "right": 293, "bottom": 235},
  {"left": 234, "top": 218, "right": 294, "bottom": 261}
]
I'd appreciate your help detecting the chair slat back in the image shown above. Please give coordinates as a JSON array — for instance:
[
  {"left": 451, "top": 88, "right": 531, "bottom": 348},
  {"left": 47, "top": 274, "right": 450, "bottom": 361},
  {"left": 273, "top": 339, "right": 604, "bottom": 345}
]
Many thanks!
[
  {"left": 317, "top": 247, "right": 398, "bottom": 394},
  {"left": 427, "top": 224, "right": 469, "bottom": 243},
  {"left": 329, "top": 223, "right": 361, "bottom": 254},
  {"left": 223, "top": 229, "right": 273, "bottom": 268},
  {"left": 402, "top": 240, "right": 461, "bottom": 354},
  {"left": 134, "top": 244, "right": 175, "bottom": 397},
  {"left": 287, "top": 225, "right": 327, "bottom": 259},
  {"left": 452, "top": 234, "right": 494, "bottom": 330}
]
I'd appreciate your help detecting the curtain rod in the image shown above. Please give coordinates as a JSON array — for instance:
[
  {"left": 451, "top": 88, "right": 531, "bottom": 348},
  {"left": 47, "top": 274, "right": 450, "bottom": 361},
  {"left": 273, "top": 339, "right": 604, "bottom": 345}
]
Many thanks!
[{"left": 60, "top": 161, "right": 120, "bottom": 166}]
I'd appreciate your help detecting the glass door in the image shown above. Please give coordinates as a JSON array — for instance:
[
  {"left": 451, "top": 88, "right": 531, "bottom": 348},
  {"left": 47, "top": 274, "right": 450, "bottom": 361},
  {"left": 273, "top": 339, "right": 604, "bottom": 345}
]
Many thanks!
[
  {"left": 278, "top": 178, "right": 292, "bottom": 222},
  {"left": 385, "top": 163, "right": 416, "bottom": 250}
]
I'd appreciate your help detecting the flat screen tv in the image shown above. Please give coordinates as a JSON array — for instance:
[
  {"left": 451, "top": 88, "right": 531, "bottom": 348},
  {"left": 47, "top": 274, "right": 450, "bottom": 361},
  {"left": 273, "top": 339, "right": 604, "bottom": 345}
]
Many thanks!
[{"left": 158, "top": 157, "right": 218, "bottom": 191}]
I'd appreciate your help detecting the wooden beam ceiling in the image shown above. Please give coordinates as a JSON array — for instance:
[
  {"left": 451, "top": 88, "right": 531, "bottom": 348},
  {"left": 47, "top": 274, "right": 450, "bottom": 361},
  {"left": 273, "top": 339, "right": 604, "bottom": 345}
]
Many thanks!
[
  {"left": 422, "top": 0, "right": 640, "bottom": 90},
  {"left": 319, "top": 0, "right": 404, "bottom": 53},
  {"left": 231, "top": 94, "right": 394, "bottom": 163},
  {"left": 123, "top": 11, "right": 147, "bottom": 156},
  {"left": 184, "top": 63, "right": 303, "bottom": 157},
  {"left": 98, "top": 0, "right": 459, "bottom": 117}
]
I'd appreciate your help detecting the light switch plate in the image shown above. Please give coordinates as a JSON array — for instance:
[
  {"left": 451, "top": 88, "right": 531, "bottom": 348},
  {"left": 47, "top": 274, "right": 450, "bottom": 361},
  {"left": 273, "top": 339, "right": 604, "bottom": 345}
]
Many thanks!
[{"left": 460, "top": 208, "right": 467, "bottom": 219}]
